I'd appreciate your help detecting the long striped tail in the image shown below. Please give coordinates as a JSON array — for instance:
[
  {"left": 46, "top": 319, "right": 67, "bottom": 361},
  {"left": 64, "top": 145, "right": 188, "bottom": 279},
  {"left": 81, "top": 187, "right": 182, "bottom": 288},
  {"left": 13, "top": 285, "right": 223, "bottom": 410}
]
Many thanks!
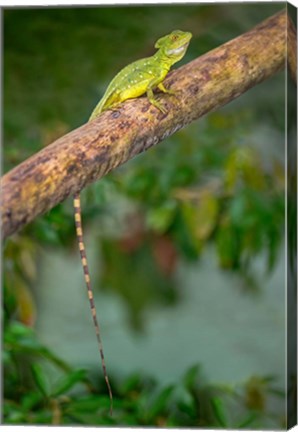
[{"left": 73, "top": 192, "right": 113, "bottom": 415}]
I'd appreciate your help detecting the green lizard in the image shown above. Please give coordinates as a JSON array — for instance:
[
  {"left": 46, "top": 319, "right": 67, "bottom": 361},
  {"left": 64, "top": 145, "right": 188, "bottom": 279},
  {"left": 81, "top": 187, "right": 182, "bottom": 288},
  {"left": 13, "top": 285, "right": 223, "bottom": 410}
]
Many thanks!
[
  {"left": 90, "top": 29, "right": 192, "bottom": 118},
  {"left": 73, "top": 29, "right": 192, "bottom": 415}
]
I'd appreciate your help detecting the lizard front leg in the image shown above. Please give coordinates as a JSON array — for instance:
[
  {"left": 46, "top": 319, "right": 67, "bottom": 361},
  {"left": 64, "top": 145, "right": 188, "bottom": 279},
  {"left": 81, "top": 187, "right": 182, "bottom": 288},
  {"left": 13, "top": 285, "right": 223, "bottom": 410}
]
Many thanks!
[
  {"left": 147, "top": 76, "right": 180, "bottom": 113},
  {"left": 146, "top": 87, "right": 167, "bottom": 113}
]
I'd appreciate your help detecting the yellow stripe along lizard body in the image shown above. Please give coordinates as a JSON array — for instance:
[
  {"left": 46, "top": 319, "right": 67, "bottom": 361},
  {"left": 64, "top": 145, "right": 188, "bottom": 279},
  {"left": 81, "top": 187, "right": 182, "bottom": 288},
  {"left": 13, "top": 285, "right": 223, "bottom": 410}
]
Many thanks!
[{"left": 73, "top": 30, "right": 192, "bottom": 415}]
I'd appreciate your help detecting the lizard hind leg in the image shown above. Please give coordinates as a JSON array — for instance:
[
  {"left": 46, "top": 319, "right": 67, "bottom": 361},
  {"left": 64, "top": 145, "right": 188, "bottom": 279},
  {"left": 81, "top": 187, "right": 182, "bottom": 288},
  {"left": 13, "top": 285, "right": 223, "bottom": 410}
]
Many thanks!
[
  {"left": 90, "top": 92, "right": 121, "bottom": 120},
  {"left": 158, "top": 82, "right": 176, "bottom": 96}
]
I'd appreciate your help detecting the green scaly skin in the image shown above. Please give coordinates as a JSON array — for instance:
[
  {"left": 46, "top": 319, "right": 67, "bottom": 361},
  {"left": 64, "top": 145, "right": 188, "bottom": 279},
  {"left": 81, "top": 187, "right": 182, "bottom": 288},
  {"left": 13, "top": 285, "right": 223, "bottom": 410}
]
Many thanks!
[
  {"left": 89, "top": 29, "right": 192, "bottom": 120},
  {"left": 74, "top": 31, "right": 192, "bottom": 414}
]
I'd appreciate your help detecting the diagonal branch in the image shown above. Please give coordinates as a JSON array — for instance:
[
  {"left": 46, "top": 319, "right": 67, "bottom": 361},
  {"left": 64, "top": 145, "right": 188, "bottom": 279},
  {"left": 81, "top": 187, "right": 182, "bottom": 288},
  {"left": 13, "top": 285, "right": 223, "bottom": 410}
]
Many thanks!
[{"left": 1, "top": 10, "right": 295, "bottom": 239}]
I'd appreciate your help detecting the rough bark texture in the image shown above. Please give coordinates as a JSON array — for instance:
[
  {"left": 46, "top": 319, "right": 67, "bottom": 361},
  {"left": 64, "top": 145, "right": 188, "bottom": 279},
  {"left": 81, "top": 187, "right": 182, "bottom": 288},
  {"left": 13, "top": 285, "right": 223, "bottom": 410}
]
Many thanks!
[{"left": 1, "top": 10, "right": 295, "bottom": 239}]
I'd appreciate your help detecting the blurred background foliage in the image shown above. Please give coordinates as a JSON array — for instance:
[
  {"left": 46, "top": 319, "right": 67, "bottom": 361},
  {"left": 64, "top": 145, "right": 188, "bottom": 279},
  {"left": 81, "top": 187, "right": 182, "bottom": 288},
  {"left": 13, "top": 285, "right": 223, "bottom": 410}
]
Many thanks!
[
  {"left": 3, "top": 3, "right": 289, "bottom": 427},
  {"left": 3, "top": 320, "right": 285, "bottom": 427}
]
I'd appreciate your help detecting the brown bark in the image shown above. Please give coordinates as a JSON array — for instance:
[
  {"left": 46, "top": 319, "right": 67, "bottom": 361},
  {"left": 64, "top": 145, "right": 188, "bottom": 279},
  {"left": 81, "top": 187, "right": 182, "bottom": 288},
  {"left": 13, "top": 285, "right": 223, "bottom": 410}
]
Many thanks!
[{"left": 1, "top": 10, "right": 295, "bottom": 239}]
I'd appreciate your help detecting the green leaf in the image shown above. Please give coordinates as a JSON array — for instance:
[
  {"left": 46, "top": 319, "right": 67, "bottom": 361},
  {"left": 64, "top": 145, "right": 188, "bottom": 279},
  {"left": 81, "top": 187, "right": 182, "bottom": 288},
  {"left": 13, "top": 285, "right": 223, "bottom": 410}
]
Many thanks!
[
  {"left": 216, "top": 219, "right": 239, "bottom": 268},
  {"left": 5, "top": 321, "right": 43, "bottom": 351},
  {"left": 176, "top": 204, "right": 202, "bottom": 258},
  {"left": 51, "top": 369, "right": 87, "bottom": 397},
  {"left": 31, "top": 363, "right": 50, "bottom": 398},
  {"left": 21, "top": 392, "right": 43, "bottom": 410},
  {"left": 173, "top": 165, "right": 196, "bottom": 187},
  {"left": 146, "top": 201, "right": 176, "bottom": 233},
  {"left": 224, "top": 148, "right": 265, "bottom": 193},
  {"left": 211, "top": 397, "right": 228, "bottom": 427},
  {"left": 120, "top": 373, "right": 142, "bottom": 394},
  {"left": 229, "top": 194, "right": 247, "bottom": 226},
  {"left": 67, "top": 395, "right": 109, "bottom": 413},
  {"left": 236, "top": 412, "right": 257, "bottom": 428},
  {"left": 7, "top": 321, "right": 34, "bottom": 338},
  {"left": 175, "top": 387, "right": 196, "bottom": 417},
  {"left": 195, "top": 193, "right": 219, "bottom": 240},
  {"left": 3, "top": 402, "right": 26, "bottom": 424},
  {"left": 183, "top": 364, "right": 200, "bottom": 390},
  {"left": 124, "top": 169, "right": 156, "bottom": 199},
  {"left": 4, "top": 321, "right": 70, "bottom": 371},
  {"left": 148, "top": 385, "right": 174, "bottom": 419}
]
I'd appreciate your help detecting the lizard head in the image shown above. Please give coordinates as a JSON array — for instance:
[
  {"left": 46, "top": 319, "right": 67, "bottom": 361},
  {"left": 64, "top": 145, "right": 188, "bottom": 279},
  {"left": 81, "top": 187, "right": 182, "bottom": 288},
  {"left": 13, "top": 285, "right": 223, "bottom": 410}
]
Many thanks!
[{"left": 155, "top": 30, "right": 192, "bottom": 63}]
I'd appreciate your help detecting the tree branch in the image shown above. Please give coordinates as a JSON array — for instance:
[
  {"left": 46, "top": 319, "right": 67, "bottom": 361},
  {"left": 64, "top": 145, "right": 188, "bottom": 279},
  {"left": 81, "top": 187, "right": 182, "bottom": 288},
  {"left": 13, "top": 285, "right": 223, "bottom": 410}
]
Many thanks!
[{"left": 1, "top": 10, "right": 295, "bottom": 239}]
